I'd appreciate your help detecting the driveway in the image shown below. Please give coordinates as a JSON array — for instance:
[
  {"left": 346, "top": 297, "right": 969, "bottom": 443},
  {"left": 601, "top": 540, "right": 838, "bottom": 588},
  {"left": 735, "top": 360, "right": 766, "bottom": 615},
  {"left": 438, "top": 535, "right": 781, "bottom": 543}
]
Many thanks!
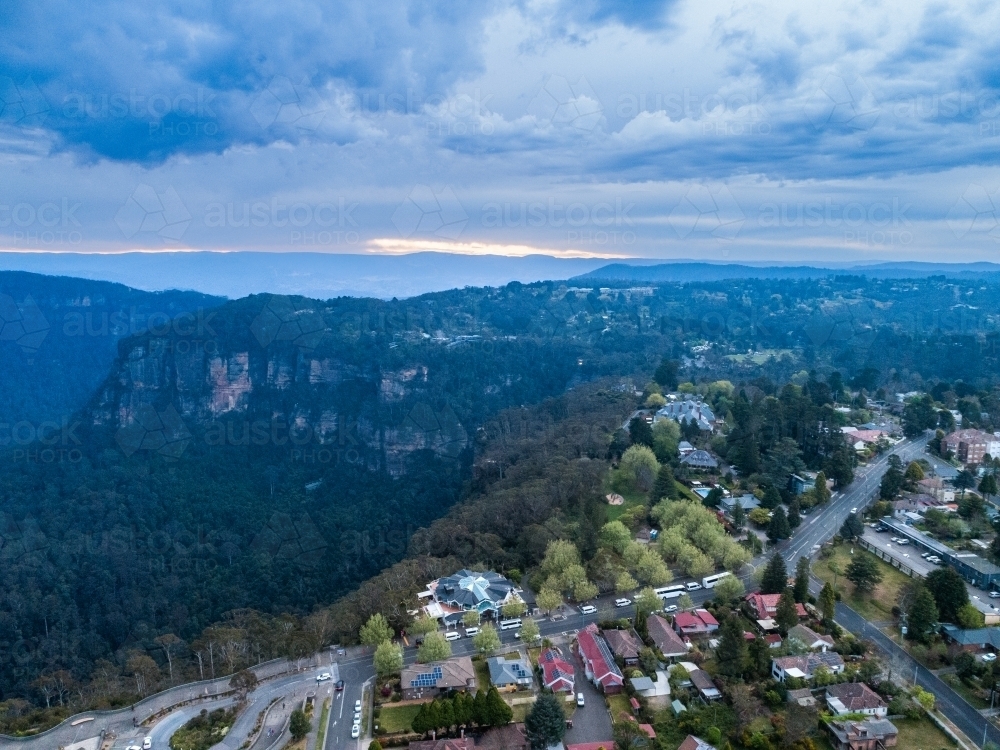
[{"left": 563, "top": 652, "right": 613, "bottom": 746}]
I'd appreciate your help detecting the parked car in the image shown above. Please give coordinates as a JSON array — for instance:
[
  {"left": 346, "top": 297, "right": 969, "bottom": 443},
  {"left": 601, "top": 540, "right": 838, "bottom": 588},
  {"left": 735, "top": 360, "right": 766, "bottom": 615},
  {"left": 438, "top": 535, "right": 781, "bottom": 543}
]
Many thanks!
[
  {"left": 576, "top": 693, "right": 585, "bottom": 706},
  {"left": 686, "top": 582, "right": 703, "bottom": 591},
  {"left": 316, "top": 672, "right": 332, "bottom": 682},
  {"left": 614, "top": 598, "right": 632, "bottom": 607},
  {"left": 465, "top": 626, "right": 480, "bottom": 636},
  {"left": 355, "top": 699, "right": 362, "bottom": 712},
  {"left": 664, "top": 604, "right": 678, "bottom": 613},
  {"left": 445, "top": 631, "right": 462, "bottom": 641},
  {"left": 983, "top": 653, "right": 998, "bottom": 662},
  {"left": 990, "top": 592, "right": 1000, "bottom": 599},
  {"left": 143, "top": 740, "right": 152, "bottom": 750},
  {"left": 354, "top": 711, "right": 362, "bottom": 722},
  {"left": 850, "top": 507, "right": 857, "bottom": 513},
  {"left": 580, "top": 604, "right": 597, "bottom": 615},
  {"left": 352, "top": 723, "right": 361, "bottom": 738}
]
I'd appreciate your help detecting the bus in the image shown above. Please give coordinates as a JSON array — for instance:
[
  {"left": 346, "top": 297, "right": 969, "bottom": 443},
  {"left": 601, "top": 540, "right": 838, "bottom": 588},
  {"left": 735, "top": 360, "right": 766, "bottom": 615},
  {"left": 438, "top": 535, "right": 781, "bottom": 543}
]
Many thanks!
[
  {"left": 654, "top": 585, "right": 686, "bottom": 601},
  {"left": 499, "top": 618, "right": 522, "bottom": 631},
  {"left": 702, "top": 571, "right": 733, "bottom": 589}
]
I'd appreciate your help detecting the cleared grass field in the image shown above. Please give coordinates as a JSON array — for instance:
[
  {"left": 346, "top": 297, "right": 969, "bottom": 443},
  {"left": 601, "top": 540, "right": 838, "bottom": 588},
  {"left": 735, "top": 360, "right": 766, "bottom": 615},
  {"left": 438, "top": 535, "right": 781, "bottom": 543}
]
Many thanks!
[{"left": 812, "top": 544, "right": 912, "bottom": 622}]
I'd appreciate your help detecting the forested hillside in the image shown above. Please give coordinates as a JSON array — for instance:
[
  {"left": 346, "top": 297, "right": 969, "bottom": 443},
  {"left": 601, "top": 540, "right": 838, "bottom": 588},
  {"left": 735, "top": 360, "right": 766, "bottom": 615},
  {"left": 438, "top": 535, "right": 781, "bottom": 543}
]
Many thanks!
[
  {"left": 0, "top": 272, "right": 222, "bottom": 424},
  {"left": 4, "top": 273, "right": 1000, "bottom": 726}
]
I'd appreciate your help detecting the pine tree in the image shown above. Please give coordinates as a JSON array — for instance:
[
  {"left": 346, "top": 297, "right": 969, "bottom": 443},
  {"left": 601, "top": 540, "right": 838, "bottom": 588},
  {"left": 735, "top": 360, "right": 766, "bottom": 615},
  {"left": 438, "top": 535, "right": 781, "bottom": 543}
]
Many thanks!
[
  {"left": 524, "top": 693, "right": 566, "bottom": 750},
  {"left": 760, "top": 485, "right": 782, "bottom": 509},
  {"left": 793, "top": 556, "right": 810, "bottom": 603},
  {"left": 653, "top": 464, "right": 678, "bottom": 501},
  {"left": 748, "top": 635, "right": 771, "bottom": 678},
  {"left": 776, "top": 587, "right": 799, "bottom": 632},
  {"left": 472, "top": 689, "right": 488, "bottom": 726},
  {"left": 760, "top": 553, "right": 788, "bottom": 594},
  {"left": 814, "top": 472, "right": 831, "bottom": 504},
  {"left": 767, "top": 506, "right": 791, "bottom": 542},
  {"left": 907, "top": 586, "right": 938, "bottom": 643},
  {"left": 787, "top": 497, "right": 801, "bottom": 529},
  {"left": 819, "top": 581, "right": 836, "bottom": 622},
  {"left": 437, "top": 698, "right": 455, "bottom": 731},
  {"left": 484, "top": 686, "right": 513, "bottom": 726},
  {"left": 412, "top": 703, "right": 431, "bottom": 734},
  {"left": 732, "top": 500, "right": 745, "bottom": 531},
  {"left": 715, "top": 616, "right": 748, "bottom": 677}
]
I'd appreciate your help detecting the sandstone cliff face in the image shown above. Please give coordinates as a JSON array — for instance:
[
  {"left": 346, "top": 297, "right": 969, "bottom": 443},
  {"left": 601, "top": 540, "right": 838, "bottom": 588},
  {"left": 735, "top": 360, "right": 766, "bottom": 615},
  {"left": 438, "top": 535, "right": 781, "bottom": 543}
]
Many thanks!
[{"left": 93, "top": 332, "right": 467, "bottom": 476}]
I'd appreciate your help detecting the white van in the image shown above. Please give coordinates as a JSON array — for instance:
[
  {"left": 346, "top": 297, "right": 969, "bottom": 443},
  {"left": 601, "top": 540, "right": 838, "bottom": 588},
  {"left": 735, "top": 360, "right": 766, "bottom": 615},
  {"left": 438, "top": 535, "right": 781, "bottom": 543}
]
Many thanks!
[
  {"left": 445, "top": 631, "right": 462, "bottom": 641},
  {"left": 464, "top": 626, "right": 480, "bottom": 637},
  {"left": 686, "top": 582, "right": 703, "bottom": 592},
  {"left": 580, "top": 604, "right": 597, "bottom": 615}
]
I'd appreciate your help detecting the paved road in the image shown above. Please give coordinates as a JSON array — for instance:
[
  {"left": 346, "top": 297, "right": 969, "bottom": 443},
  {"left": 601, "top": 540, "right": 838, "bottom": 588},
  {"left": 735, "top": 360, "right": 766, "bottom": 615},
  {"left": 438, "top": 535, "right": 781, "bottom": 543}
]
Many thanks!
[
  {"left": 777, "top": 436, "right": 926, "bottom": 569},
  {"left": 836, "top": 602, "right": 1000, "bottom": 748},
  {"left": 563, "top": 651, "right": 612, "bottom": 745}
]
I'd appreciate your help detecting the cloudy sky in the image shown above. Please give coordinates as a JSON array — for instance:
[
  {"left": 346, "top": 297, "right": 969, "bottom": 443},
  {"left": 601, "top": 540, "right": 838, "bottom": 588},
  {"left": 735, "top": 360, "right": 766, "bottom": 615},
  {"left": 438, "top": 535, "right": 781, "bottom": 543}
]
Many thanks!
[{"left": 2, "top": 0, "right": 1000, "bottom": 263}]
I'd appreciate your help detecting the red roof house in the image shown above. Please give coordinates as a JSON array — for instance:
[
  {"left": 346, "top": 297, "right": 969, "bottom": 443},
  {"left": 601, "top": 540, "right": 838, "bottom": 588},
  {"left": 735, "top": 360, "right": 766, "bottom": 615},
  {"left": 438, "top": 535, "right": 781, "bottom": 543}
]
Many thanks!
[
  {"left": 647, "top": 614, "right": 689, "bottom": 658},
  {"left": 746, "top": 592, "right": 807, "bottom": 620},
  {"left": 538, "top": 647, "right": 575, "bottom": 693},
  {"left": 577, "top": 623, "right": 624, "bottom": 694},
  {"left": 673, "top": 609, "right": 719, "bottom": 636}
]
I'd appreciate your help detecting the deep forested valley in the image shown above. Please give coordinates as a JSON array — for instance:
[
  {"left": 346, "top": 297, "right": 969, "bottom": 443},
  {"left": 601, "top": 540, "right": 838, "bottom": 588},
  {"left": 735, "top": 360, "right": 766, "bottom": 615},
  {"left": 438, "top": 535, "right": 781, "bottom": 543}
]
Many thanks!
[{"left": 3, "top": 272, "right": 1000, "bottom": 729}]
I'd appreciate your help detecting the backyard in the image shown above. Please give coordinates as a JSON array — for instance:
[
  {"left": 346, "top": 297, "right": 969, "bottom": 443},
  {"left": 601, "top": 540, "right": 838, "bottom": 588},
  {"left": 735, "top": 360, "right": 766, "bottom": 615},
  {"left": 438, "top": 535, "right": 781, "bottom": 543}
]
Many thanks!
[
  {"left": 377, "top": 703, "right": 423, "bottom": 734},
  {"left": 812, "top": 544, "right": 912, "bottom": 623}
]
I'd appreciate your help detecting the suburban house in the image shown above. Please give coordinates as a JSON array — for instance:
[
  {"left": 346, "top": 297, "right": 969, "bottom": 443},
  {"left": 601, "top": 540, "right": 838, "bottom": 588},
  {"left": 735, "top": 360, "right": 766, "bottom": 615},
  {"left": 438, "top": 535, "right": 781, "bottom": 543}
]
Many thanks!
[
  {"left": 688, "top": 668, "right": 722, "bottom": 701},
  {"left": 719, "top": 494, "right": 760, "bottom": 516},
  {"left": 647, "top": 614, "right": 689, "bottom": 659},
  {"left": 940, "top": 625, "right": 1000, "bottom": 653},
  {"left": 673, "top": 609, "right": 719, "bottom": 637},
  {"left": 843, "top": 428, "right": 888, "bottom": 452},
  {"left": 771, "top": 653, "right": 845, "bottom": 682},
  {"left": 487, "top": 656, "right": 533, "bottom": 690},
  {"left": 538, "top": 647, "right": 575, "bottom": 693},
  {"left": 825, "top": 719, "right": 898, "bottom": 750},
  {"left": 630, "top": 671, "right": 671, "bottom": 706},
  {"left": 745, "top": 592, "right": 807, "bottom": 620},
  {"left": 656, "top": 399, "right": 716, "bottom": 432},
  {"left": 943, "top": 428, "right": 1000, "bottom": 465},
  {"left": 401, "top": 656, "right": 477, "bottom": 700},
  {"left": 680, "top": 450, "right": 718, "bottom": 470},
  {"left": 603, "top": 628, "right": 643, "bottom": 665},
  {"left": 421, "top": 570, "right": 519, "bottom": 625},
  {"left": 787, "top": 624, "right": 835, "bottom": 652},
  {"left": 825, "top": 683, "right": 888, "bottom": 718},
  {"left": 917, "top": 477, "right": 955, "bottom": 502},
  {"left": 475, "top": 723, "right": 530, "bottom": 750},
  {"left": 577, "top": 623, "right": 624, "bottom": 694},
  {"left": 678, "top": 736, "right": 718, "bottom": 750}
]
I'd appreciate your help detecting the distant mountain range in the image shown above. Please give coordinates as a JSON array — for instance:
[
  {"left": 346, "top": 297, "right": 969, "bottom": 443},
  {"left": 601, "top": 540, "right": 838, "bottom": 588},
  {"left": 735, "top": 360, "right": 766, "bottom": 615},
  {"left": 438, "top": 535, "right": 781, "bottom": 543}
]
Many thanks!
[
  {"left": 1, "top": 253, "right": 999, "bottom": 301},
  {"left": 575, "top": 260, "right": 1000, "bottom": 283},
  {"left": 0, "top": 252, "right": 629, "bottom": 300}
]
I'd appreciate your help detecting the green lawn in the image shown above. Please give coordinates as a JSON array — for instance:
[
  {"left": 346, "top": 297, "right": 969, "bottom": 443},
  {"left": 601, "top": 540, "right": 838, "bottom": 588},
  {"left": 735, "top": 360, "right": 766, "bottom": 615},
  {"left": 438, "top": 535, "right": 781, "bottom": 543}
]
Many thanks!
[
  {"left": 607, "top": 694, "right": 633, "bottom": 723},
  {"left": 606, "top": 488, "right": 648, "bottom": 521},
  {"left": 377, "top": 703, "right": 424, "bottom": 734},
  {"left": 812, "top": 544, "right": 913, "bottom": 622},
  {"left": 473, "top": 657, "right": 491, "bottom": 689},
  {"left": 315, "top": 699, "right": 330, "bottom": 749},
  {"left": 894, "top": 716, "right": 958, "bottom": 749}
]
